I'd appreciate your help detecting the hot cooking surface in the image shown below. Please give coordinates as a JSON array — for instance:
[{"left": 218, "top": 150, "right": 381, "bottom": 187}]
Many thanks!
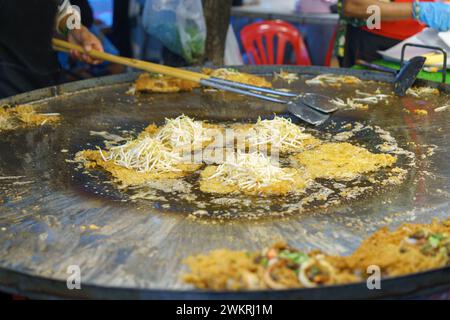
[{"left": 0, "top": 66, "right": 449, "bottom": 299}]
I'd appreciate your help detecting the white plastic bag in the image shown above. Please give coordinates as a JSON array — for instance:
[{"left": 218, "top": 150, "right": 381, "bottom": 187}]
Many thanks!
[
  {"left": 224, "top": 25, "right": 243, "bottom": 66},
  {"left": 142, "top": 0, "right": 206, "bottom": 63}
]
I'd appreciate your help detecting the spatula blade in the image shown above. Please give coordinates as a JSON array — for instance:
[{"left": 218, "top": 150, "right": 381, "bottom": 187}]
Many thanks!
[
  {"left": 394, "top": 56, "right": 426, "bottom": 96},
  {"left": 300, "top": 93, "right": 338, "bottom": 113},
  {"left": 287, "top": 99, "right": 329, "bottom": 126}
]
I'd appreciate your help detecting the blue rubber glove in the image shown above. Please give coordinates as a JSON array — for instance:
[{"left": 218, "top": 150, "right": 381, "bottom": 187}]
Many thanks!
[{"left": 414, "top": 2, "right": 450, "bottom": 32}]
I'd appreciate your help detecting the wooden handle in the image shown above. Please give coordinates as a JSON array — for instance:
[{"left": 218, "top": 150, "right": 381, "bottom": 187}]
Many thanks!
[{"left": 52, "top": 38, "right": 208, "bottom": 83}]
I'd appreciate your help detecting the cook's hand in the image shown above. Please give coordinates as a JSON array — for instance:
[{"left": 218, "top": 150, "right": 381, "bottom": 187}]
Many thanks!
[
  {"left": 67, "top": 26, "right": 104, "bottom": 65},
  {"left": 414, "top": 2, "right": 450, "bottom": 32}
]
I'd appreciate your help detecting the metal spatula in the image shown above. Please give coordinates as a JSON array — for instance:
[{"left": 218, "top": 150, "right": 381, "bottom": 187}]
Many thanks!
[
  {"left": 200, "top": 77, "right": 335, "bottom": 125},
  {"left": 356, "top": 56, "right": 426, "bottom": 96},
  {"left": 52, "top": 39, "right": 335, "bottom": 126}
]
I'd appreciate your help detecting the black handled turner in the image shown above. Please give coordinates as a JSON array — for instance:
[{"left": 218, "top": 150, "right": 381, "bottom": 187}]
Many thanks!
[{"left": 357, "top": 56, "right": 426, "bottom": 96}]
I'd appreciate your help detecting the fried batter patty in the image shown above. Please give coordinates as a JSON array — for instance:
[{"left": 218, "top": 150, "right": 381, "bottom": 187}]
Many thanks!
[
  {"left": 291, "top": 142, "right": 397, "bottom": 180},
  {"left": 199, "top": 165, "right": 309, "bottom": 196}
]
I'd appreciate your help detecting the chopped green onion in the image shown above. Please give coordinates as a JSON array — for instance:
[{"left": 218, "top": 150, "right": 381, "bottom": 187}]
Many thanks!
[
  {"left": 428, "top": 234, "right": 444, "bottom": 248},
  {"left": 279, "top": 250, "right": 309, "bottom": 265},
  {"left": 261, "top": 257, "right": 269, "bottom": 267}
]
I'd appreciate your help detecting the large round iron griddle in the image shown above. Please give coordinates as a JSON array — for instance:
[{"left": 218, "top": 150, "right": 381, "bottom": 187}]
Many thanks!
[{"left": 0, "top": 66, "right": 449, "bottom": 299}]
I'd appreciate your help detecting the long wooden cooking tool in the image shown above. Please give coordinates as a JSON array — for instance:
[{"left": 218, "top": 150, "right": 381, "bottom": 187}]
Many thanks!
[{"left": 53, "top": 39, "right": 335, "bottom": 126}]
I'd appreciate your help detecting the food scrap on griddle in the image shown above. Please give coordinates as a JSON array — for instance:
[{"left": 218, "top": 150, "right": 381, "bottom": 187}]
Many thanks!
[
  {"left": 273, "top": 70, "right": 299, "bottom": 84},
  {"left": 305, "top": 74, "right": 362, "bottom": 87},
  {"left": 406, "top": 86, "right": 440, "bottom": 98},
  {"left": 0, "top": 105, "right": 60, "bottom": 132},
  {"left": 203, "top": 68, "right": 272, "bottom": 88}
]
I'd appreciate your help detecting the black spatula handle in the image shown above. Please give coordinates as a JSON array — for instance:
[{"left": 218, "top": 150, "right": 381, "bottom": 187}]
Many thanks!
[
  {"left": 400, "top": 43, "right": 447, "bottom": 84},
  {"left": 356, "top": 59, "right": 396, "bottom": 74}
]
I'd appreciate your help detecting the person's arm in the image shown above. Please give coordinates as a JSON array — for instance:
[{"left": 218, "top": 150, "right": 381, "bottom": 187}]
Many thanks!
[
  {"left": 55, "top": 0, "right": 104, "bottom": 64},
  {"left": 67, "top": 26, "right": 104, "bottom": 64},
  {"left": 343, "top": 0, "right": 413, "bottom": 20},
  {"left": 343, "top": 0, "right": 450, "bottom": 31}
]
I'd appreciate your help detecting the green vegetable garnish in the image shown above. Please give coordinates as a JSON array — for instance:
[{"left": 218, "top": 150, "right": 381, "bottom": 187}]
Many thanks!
[
  {"left": 261, "top": 257, "right": 269, "bottom": 267},
  {"left": 428, "top": 233, "right": 444, "bottom": 248},
  {"left": 279, "top": 250, "right": 309, "bottom": 265}
]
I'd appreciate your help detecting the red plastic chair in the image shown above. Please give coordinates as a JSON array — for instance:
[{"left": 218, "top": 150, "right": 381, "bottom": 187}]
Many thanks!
[
  {"left": 240, "top": 20, "right": 311, "bottom": 65},
  {"left": 324, "top": 26, "right": 338, "bottom": 67}
]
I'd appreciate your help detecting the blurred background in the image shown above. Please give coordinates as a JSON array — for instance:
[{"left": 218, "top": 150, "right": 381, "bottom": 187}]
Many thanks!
[{"left": 60, "top": 0, "right": 340, "bottom": 80}]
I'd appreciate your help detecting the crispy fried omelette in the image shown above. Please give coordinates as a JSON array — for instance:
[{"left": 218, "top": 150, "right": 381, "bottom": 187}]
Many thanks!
[
  {"left": 75, "top": 149, "right": 201, "bottom": 186},
  {"left": 291, "top": 142, "right": 397, "bottom": 180},
  {"left": 133, "top": 68, "right": 272, "bottom": 93},
  {"left": 230, "top": 117, "right": 322, "bottom": 154},
  {"left": 76, "top": 116, "right": 224, "bottom": 186},
  {"left": 134, "top": 73, "right": 199, "bottom": 93},
  {"left": 199, "top": 165, "right": 309, "bottom": 196}
]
